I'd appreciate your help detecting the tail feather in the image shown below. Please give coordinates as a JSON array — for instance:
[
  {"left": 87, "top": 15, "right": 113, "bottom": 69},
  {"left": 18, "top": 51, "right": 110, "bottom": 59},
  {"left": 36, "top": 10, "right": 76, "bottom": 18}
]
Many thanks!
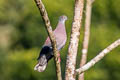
[
  {"left": 34, "top": 63, "right": 47, "bottom": 72},
  {"left": 34, "top": 46, "right": 53, "bottom": 72}
]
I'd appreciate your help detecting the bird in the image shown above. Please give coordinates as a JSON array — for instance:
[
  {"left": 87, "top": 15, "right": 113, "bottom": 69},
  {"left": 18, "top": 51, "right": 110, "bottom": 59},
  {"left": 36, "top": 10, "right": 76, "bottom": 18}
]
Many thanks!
[{"left": 34, "top": 15, "right": 67, "bottom": 72}]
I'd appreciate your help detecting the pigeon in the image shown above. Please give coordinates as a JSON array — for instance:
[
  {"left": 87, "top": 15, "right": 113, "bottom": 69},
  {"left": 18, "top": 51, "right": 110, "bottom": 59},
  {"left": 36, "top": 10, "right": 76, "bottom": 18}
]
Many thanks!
[{"left": 34, "top": 15, "right": 67, "bottom": 72}]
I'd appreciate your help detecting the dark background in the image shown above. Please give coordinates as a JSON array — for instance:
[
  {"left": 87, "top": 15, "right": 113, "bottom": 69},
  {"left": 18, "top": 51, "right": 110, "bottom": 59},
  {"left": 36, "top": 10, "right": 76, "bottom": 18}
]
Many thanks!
[{"left": 0, "top": 0, "right": 120, "bottom": 80}]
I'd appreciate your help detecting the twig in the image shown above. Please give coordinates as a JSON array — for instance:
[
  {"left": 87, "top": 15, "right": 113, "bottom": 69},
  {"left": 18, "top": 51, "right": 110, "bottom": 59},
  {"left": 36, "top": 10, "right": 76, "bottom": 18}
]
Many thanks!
[
  {"left": 76, "top": 39, "right": 120, "bottom": 74},
  {"left": 34, "top": 0, "right": 62, "bottom": 80},
  {"left": 78, "top": 0, "right": 93, "bottom": 80},
  {"left": 65, "top": 0, "right": 84, "bottom": 80}
]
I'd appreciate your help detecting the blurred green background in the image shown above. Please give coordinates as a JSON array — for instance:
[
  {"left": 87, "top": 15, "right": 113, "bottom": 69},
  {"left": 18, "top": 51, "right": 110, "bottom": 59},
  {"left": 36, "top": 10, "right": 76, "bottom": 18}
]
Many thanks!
[{"left": 0, "top": 0, "right": 120, "bottom": 80}]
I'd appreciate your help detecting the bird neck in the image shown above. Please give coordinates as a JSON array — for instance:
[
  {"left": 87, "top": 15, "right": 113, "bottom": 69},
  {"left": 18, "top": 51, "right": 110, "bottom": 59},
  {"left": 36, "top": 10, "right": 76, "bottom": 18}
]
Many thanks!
[
  {"left": 56, "top": 21, "right": 66, "bottom": 37},
  {"left": 59, "top": 20, "right": 65, "bottom": 24},
  {"left": 53, "top": 20, "right": 66, "bottom": 36},
  {"left": 57, "top": 21, "right": 66, "bottom": 30}
]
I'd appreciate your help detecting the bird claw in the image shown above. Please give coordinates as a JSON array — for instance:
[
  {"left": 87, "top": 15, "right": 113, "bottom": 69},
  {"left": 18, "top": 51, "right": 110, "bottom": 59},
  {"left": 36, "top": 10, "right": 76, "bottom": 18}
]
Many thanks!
[
  {"left": 57, "top": 53, "right": 61, "bottom": 62},
  {"left": 58, "top": 57, "right": 61, "bottom": 62}
]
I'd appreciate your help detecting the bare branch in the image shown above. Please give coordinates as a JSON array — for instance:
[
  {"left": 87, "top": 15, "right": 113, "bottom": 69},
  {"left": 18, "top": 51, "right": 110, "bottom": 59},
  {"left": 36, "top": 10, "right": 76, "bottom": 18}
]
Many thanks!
[
  {"left": 76, "top": 39, "right": 120, "bottom": 74},
  {"left": 78, "top": 0, "right": 92, "bottom": 80},
  {"left": 65, "top": 0, "right": 84, "bottom": 80},
  {"left": 34, "top": 0, "right": 62, "bottom": 80}
]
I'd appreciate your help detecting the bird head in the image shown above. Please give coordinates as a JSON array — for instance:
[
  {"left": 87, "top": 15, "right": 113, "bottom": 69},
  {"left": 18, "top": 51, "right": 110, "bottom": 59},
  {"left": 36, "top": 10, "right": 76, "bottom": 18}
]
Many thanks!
[{"left": 59, "top": 15, "right": 68, "bottom": 23}]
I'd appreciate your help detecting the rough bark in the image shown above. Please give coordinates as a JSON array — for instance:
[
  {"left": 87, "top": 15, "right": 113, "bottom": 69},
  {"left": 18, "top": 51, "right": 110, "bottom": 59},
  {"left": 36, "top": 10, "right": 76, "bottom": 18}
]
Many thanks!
[
  {"left": 34, "top": 0, "right": 62, "bottom": 80},
  {"left": 78, "top": 0, "right": 93, "bottom": 80},
  {"left": 65, "top": 0, "right": 84, "bottom": 80},
  {"left": 76, "top": 39, "right": 120, "bottom": 74}
]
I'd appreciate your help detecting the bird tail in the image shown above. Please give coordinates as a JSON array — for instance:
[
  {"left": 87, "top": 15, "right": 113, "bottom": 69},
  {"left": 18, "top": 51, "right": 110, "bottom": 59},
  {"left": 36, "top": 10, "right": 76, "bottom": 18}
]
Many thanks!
[
  {"left": 34, "top": 46, "right": 53, "bottom": 72},
  {"left": 34, "top": 55, "right": 47, "bottom": 72}
]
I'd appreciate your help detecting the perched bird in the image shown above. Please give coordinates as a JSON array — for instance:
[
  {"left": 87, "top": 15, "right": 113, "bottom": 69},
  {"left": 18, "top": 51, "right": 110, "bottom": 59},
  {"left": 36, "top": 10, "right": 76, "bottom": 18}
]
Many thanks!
[{"left": 34, "top": 15, "right": 67, "bottom": 72}]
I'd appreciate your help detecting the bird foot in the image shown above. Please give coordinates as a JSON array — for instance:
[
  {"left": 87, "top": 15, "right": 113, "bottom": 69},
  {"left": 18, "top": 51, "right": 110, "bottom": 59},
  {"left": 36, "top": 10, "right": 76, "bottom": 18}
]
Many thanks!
[{"left": 57, "top": 53, "right": 61, "bottom": 62}]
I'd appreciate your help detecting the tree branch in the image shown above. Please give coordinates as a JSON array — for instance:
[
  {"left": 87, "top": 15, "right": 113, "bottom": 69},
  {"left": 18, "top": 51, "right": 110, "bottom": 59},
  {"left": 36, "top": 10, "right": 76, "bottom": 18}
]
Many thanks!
[
  {"left": 65, "top": 0, "right": 84, "bottom": 80},
  {"left": 78, "top": 0, "right": 93, "bottom": 80},
  {"left": 34, "top": 0, "right": 62, "bottom": 80},
  {"left": 76, "top": 39, "right": 120, "bottom": 74}
]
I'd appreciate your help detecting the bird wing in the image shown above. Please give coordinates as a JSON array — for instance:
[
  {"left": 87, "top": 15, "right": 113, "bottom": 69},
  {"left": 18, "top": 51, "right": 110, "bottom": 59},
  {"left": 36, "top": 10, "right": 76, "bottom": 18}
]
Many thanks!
[
  {"left": 55, "top": 33, "right": 67, "bottom": 50},
  {"left": 44, "top": 21, "right": 67, "bottom": 50},
  {"left": 43, "top": 32, "right": 66, "bottom": 50},
  {"left": 44, "top": 37, "right": 51, "bottom": 47}
]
